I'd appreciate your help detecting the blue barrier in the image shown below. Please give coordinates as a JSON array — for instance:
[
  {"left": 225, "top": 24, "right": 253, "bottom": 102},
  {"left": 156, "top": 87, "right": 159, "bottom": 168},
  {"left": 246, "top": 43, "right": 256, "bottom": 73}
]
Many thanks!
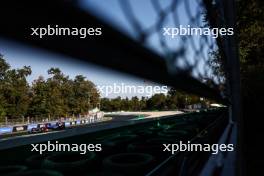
[{"left": 0, "top": 127, "right": 13, "bottom": 134}]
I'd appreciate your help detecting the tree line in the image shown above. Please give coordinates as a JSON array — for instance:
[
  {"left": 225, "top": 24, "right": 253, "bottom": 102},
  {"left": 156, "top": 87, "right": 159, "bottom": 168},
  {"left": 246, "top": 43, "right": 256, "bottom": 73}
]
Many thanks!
[
  {"left": 100, "top": 88, "right": 208, "bottom": 112},
  {"left": 0, "top": 56, "right": 100, "bottom": 121},
  {"left": 0, "top": 55, "right": 209, "bottom": 122}
]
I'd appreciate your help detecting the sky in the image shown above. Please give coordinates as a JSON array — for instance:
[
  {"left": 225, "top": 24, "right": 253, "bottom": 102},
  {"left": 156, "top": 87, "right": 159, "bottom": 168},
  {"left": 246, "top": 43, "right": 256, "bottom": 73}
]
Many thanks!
[
  {"left": 0, "top": 39, "right": 138, "bottom": 85},
  {"left": 0, "top": 0, "right": 217, "bottom": 98},
  {"left": 0, "top": 39, "right": 164, "bottom": 98}
]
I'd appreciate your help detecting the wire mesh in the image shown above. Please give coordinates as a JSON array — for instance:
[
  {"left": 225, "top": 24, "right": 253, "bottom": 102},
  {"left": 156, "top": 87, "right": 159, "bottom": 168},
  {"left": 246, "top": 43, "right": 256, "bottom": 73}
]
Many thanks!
[
  {"left": 0, "top": 0, "right": 235, "bottom": 103},
  {"left": 82, "top": 0, "right": 228, "bottom": 87}
]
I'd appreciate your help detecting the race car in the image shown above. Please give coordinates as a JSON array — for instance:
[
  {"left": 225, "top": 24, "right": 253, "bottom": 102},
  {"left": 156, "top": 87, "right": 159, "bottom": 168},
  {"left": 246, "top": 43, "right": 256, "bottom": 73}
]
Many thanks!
[
  {"left": 46, "top": 122, "right": 65, "bottom": 130},
  {"left": 28, "top": 124, "right": 49, "bottom": 134}
]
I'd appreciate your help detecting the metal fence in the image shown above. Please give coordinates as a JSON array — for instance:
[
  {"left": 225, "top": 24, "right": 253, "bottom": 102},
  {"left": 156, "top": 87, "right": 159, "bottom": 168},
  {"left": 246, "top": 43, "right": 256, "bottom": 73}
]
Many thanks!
[
  {"left": 81, "top": 0, "right": 242, "bottom": 175},
  {"left": 77, "top": 0, "right": 241, "bottom": 133}
]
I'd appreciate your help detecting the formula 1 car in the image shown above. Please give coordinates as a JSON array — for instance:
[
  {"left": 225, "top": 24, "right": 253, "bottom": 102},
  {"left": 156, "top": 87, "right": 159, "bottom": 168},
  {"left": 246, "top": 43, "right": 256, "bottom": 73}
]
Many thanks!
[{"left": 46, "top": 122, "right": 65, "bottom": 131}]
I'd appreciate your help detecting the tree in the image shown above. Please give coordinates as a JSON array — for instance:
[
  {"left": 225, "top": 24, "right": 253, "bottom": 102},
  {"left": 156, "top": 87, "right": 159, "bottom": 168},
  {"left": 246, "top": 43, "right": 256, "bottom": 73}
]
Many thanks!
[
  {"left": 147, "top": 94, "right": 166, "bottom": 110},
  {"left": 139, "top": 97, "right": 147, "bottom": 111},
  {"left": 131, "top": 96, "right": 140, "bottom": 111},
  {"left": 236, "top": 1, "right": 264, "bottom": 175},
  {"left": 3, "top": 66, "right": 32, "bottom": 118},
  {"left": 72, "top": 75, "right": 100, "bottom": 116},
  {"left": 121, "top": 97, "right": 130, "bottom": 111},
  {"left": 0, "top": 55, "right": 10, "bottom": 79},
  {"left": 0, "top": 95, "right": 6, "bottom": 121},
  {"left": 0, "top": 55, "right": 9, "bottom": 120},
  {"left": 0, "top": 56, "right": 101, "bottom": 122},
  {"left": 28, "top": 76, "right": 49, "bottom": 118},
  {"left": 45, "top": 68, "right": 65, "bottom": 118},
  {"left": 166, "top": 88, "right": 178, "bottom": 109},
  {"left": 100, "top": 98, "right": 112, "bottom": 111}
]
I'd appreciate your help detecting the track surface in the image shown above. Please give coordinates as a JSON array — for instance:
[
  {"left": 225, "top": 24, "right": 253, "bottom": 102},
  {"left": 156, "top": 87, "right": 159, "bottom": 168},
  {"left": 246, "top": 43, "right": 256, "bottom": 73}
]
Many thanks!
[{"left": 0, "top": 111, "right": 183, "bottom": 144}]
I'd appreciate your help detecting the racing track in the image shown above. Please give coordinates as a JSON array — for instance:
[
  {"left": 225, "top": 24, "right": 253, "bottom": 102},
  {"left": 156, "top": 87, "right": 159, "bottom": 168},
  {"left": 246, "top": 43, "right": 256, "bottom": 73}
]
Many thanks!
[{"left": 0, "top": 111, "right": 183, "bottom": 150}]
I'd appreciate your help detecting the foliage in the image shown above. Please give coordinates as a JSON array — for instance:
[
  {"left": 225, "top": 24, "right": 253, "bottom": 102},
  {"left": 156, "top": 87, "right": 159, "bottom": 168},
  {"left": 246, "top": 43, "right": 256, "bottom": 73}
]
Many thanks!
[
  {"left": 100, "top": 87, "right": 206, "bottom": 112},
  {"left": 0, "top": 55, "right": 208, "bottom": 120},
  {"left": 0, "top": 56, "right": 100, "bottom": 120},
  {"left": 237, "top": 0, "right": 264, "bottom": 103}
]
